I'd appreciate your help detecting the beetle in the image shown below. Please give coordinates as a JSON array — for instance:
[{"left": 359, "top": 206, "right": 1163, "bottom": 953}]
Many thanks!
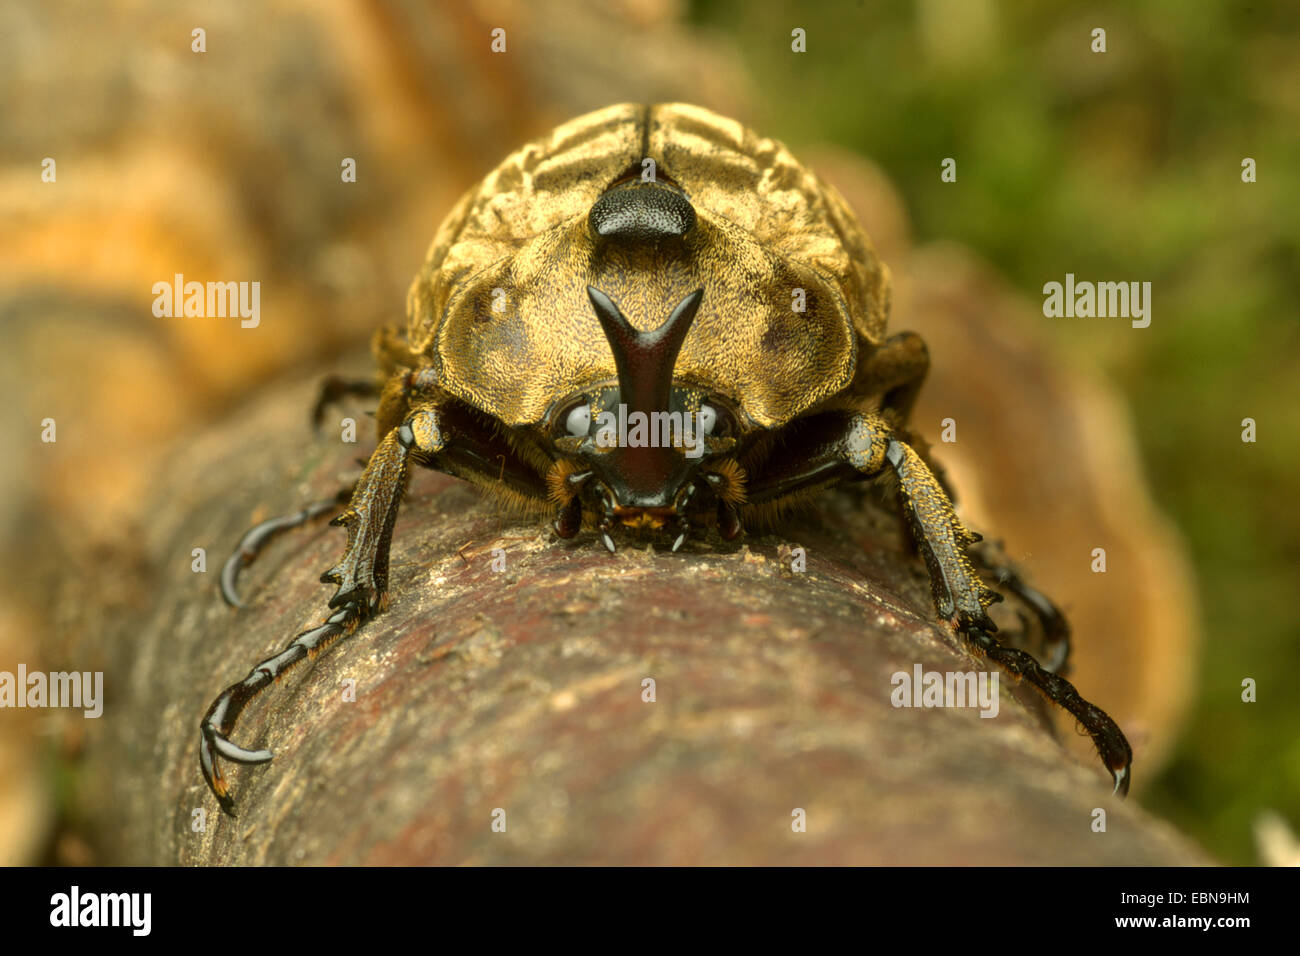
[{"left": 201, "top": 102, "right": 1131, "bottom": 816}]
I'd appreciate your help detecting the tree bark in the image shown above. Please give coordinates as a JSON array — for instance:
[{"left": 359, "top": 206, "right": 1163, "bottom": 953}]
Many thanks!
[{"left": 74, "top": 365, "right": 1209, "bottom": 865}]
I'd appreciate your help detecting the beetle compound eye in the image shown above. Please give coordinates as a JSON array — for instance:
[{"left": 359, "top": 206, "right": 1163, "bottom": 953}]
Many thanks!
[
  {"left": 699, "top": 404, "right": 718, "bottom": 435},
  {"left": 697, "top": 402, "right": 737, "bottom": 438},
  {"left": 565, "top": 404, "right": 592, "bottom": 437}
]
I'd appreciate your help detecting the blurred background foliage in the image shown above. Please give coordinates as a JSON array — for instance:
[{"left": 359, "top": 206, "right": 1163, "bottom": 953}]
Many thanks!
[{"left": 691, "top": 0, "right": 1300, "bottom": 863}]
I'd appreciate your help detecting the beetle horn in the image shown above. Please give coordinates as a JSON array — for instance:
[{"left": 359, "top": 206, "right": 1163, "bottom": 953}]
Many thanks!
[{"left": 586, "top": 286, "right": 703, "bottom": 415}]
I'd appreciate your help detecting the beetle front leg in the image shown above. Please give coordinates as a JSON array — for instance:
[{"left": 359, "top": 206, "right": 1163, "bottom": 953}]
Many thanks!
[
  {"left": 744, "top": 412, "right": 1132, "bottom": 797},
  {"left": 199, "top": 406, "right": 445, "bottom": 816},
  {"left": 883, "top": 436, "right": 1131, "bottom": 796}
]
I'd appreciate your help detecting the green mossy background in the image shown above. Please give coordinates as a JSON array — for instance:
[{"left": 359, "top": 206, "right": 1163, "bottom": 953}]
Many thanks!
[{"left": 692, "top": 0, "right": 1300, "bottom": 864}]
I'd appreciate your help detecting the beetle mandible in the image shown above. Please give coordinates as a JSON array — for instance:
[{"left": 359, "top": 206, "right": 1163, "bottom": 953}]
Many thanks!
[{"left": 202, "top": 103, "right": 1132, "bottom": 815}]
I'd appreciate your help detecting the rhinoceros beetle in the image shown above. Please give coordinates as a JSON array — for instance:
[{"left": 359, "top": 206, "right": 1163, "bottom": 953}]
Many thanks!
[{"left": 201, "top": 103, "right": 1131, "bottom": 816}]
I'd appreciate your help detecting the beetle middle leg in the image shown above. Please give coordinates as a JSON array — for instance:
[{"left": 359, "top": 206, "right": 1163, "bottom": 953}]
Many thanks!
[
  {"left": 311, "top": 374, "right": 379, "bottom": 430},
  {"left": 310, "top": 325, "right": 416, "bottom": 429},
  {"left": 222, "top": 362, "right": 402, "bottom": 605},
  {"left": 966, "top": 542, "right": 1072, "bottom": 675},
  {"left": 219, "top": 485, "right": 355, "bottom": 608},
  {"left": 741, "top": 410, "right": 1132, "bottom": 796}
]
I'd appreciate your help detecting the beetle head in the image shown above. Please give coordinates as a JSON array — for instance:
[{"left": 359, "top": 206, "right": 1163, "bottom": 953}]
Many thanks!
[{"left": 548, "top": 286, "right": 747, "bottom": 552}]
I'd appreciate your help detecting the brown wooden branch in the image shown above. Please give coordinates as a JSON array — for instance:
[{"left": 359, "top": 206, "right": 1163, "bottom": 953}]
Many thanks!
[{"left": 75, "top": 367, "right": 1208, "bottom": 865}]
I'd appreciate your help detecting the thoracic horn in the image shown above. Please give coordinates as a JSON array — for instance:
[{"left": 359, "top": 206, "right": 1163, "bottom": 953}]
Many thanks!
[{"left": 585, "top": 287, "right": 703, "bottom": 416}]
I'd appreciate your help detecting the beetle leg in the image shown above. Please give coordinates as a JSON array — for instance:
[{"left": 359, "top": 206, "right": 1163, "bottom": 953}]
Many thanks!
[
  {"left": 219, "top": 485, "right": 355, "bottom": 608},
  {"left": 882, "top": 437, "right": 1131, "bottom": 797},
  {"left": 858, "top": 331, "right": 931, "bottom": 425},
  {"left": 312, "top": 374, "right": 380, "bottom": 430},
  {"left": 967, "top": 542, "right": 1072, "bottom": 675},
  {"left": 198, "top": 607, "right": 354, "bottom": 816},
  {"left": 742, "top": 411, "right": 1131, "bottom": 796},
  {"left": 1009, "top": 574, "right": 1072, "bottom": 676},
  {"left": 199, "top": 406, "right": 445, "bottom": 816}
]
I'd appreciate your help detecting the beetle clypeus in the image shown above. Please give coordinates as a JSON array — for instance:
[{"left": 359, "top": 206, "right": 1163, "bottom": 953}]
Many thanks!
[{"left": 201, "top": 103, "right": 1131, "bottom": 816}]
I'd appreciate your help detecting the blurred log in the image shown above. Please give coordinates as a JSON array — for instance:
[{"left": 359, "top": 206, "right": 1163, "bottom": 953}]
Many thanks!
[{"left": 72, "top": 367, "right": 1209, "bottom": 864}]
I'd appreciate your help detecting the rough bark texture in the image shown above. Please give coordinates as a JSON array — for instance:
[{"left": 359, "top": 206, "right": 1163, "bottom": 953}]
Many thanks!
[{"left": 73, "top": 368, "right": 1209, "bottom": 865}]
